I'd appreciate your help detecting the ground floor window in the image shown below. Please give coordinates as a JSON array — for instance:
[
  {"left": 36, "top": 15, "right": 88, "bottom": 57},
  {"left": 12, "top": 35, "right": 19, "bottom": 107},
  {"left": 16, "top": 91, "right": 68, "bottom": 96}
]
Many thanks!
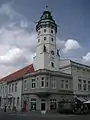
[
  {"left": 50, "top": 99, "right": 57, "bottom": 110},
  {"left": 31, "top": 98, "right": 36, "bottom": 110}
]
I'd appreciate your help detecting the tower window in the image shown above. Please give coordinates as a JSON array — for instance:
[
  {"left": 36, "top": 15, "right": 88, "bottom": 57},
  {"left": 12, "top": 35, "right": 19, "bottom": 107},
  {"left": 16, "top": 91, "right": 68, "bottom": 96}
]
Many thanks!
[
  {"left": 44, "top": 37, "right": 46, "bottom": 40},
  {"left": 51, "top": 50, "right": 54, "bottom": 55},
  {"left": 44, "top": 29, "right": 46, "bottom": 32},
  {"left": 38, "top": 39, "right": 40, "bottom": 42},
  {"left": 51, "top": 62, "right": 54, "bottom": 68},
  {"left": 51, "top": 38, "right": 53, "bottom": 41},
  {"left": 51, "top": 30, "right": 53, "bottom": 33},
  {"left": 38, "top": 31, "right": 41, "bottom": 35}
]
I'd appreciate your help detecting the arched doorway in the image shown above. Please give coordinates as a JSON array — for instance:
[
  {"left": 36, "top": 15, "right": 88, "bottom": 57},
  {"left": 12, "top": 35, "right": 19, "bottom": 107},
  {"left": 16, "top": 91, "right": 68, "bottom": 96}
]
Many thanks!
[{"left": 41, "top": 99, "right": 46, "bottom": 113}]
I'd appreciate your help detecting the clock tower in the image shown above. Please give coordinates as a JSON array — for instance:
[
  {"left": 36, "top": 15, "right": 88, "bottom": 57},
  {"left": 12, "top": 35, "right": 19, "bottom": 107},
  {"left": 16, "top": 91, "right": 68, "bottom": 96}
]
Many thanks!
[{"left": 33, "top": 9, "right": 60, "bottom": 71}]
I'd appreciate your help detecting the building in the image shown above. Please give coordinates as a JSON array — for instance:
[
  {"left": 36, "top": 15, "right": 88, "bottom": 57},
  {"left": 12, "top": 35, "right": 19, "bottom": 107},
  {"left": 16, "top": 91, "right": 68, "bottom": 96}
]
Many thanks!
[
  {"left": 0, "top": 64, "right": 34, "bottom": 111},
  {"left": 0, "top": 9, "right": 90, "bottom": 113},
  {"left": 59, "top": 59, "right": 90, "bottom": 100}
]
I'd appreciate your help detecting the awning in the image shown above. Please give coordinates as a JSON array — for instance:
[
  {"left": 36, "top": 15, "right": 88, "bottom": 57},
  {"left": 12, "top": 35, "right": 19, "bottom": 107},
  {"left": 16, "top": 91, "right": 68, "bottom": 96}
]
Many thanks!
[
  {"left": 74, "top": 96, "right": 86, "bottom": 102},
  {"left": 84, "top": 100, "right": 90, "bottom": 104},
  {"left": 84, "top": 98, "right": 90, "bottom": 101}
]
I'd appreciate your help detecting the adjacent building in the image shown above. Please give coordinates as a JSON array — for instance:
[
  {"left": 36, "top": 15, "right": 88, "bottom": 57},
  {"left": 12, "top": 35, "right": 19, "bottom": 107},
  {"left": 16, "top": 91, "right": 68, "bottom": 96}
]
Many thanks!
[{"left": 59, "top": 59, "right": 90, "bottom": 100}]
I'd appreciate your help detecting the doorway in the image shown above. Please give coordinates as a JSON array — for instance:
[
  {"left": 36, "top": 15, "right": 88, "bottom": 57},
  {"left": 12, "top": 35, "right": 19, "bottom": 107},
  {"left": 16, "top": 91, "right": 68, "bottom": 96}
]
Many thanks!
[
  {"left": 41, "top": 99, "right": 46, "bottom": 113},
  {"left": 41, "top": 102, "right": 46, "bottom": 111}
]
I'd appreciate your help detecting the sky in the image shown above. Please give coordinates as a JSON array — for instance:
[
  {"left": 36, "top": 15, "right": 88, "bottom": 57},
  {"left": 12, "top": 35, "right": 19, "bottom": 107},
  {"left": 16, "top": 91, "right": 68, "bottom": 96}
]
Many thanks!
[{"left": 0, "top": 0, "right": 90, "bottom": 77}]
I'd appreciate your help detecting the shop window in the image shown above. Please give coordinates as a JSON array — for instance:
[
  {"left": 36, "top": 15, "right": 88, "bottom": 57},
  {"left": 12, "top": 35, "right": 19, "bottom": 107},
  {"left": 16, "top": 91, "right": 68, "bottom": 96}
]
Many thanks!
[
  {"left": 50, "top": 99, "right": 56, "bottom": 110},
  {"left": 31, "top": 98, "right": 36, "bottom": 110}
]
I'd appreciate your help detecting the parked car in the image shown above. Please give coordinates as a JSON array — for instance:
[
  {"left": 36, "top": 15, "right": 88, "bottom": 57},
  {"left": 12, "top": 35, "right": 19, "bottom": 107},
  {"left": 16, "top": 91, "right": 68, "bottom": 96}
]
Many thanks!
[{"left": 58, "top": 99, "right": 90, "bottom": 114}]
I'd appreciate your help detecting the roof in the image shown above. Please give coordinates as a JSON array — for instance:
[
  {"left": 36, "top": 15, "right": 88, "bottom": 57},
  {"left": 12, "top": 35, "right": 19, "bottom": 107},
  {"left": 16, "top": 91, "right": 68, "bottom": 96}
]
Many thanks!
[{"left": 0, "top": 64, "right": 34, "bottom": 83}]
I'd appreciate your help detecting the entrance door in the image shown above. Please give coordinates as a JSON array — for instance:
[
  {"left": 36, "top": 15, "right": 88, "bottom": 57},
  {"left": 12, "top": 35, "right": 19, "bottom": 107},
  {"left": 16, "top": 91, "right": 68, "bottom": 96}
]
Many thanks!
[
  {"left": 41, "top": 99, "right": 46, "bottom": 113},
  {"left": 41, "top": 102, "right": 46, "bottom": 111}
]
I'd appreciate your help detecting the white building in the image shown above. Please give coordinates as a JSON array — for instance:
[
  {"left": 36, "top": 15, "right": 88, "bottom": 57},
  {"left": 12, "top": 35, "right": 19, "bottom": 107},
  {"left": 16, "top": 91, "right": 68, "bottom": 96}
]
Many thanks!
[{"left": 59, "top": 59, "right": 90, "bottom": 100}]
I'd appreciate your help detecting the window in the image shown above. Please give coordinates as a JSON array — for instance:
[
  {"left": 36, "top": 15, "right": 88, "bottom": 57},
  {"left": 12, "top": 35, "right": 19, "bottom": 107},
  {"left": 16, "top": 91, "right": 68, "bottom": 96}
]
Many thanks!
[
  {"left": 50, "top": 99, "right": 56, "bottom": 110},
  {"left": 5, "top": 86, "right": 7, "bottom": 92},
  {"left": 51, "top": 30, "right": 53, "bottom": 33},
  {"left": 44, "top": 29, "right": 46, "bottom": 32},
  {"left": 51, "top": 62, "right": 54, "bottom": 68},
  {"left": 31, "top": 98, "right": 36, "bottom": 110},
  {"left": 88, "top": 85, "right": 90, "bottom": 91},
  {"left": 13, "top": 97, "right": 15, "bottom": 106},
  {"left": 38, "top": 39, "right": 40, "bottom": 42},
  {"left": 65, "top": 80, "right": 68, "bottom": 89},
  {"left": 12, "top": 84, "right": 14, "bottom": 92},
  {"left": 41, "top": 77, "right": 45, "bottom": 88},
  {"left": 44, "top": 37, "right": 46, "bottom": 40},
  {"left": 88, "top": 81, "right": 90, "bottom": 84},
  {"left": 83, "top": 80, "right": 87, "bottom": 91},
  {"left": 17, "top": 97, "right": 19, "bottom": 107},
  {"left": 61, "top": 80, "right": 64, "bottom": 88},
  {"left": 52, "top": 79, "right": 56, "bottom": 89},
  {"left": 38, "top": 31, "right": 41, "bottom": 35},
  {"left": 24, "top": 80, "right": 27, "bottom": 90},
  {"left": 78, "top": 84, "right": 82, "bottom": 90},
  {"left": 9, "top": 84, "right": 11, "bottom": 93},
  {"left": 78, "top": 79, "right": 82, "bottom": 90},
  {"left": 15, "top": 82, "right": 17, "bottom": 92},
  {"left": 83, "top": 80, "right": 86, "bottom": 83},
  {"left": 51, "top": 38, "right": 53, "bottom": 41},
  {"left": 83, "top": 84, "right": 87, "bottom": 91},
  {"left": 36, "top": 78, "right": 39, "bottom": 88},
  {"left": 88, "top": 81, "right": 90, "bottom": 91},
  {"left": 46, "top": 77, "right": 49, "bottom": 87},
  {"left": 32, "top": 79, "right": 36, "bottom": 88},
  {"left": 51, "top": 50, "right": 54, "bottom": 55}
]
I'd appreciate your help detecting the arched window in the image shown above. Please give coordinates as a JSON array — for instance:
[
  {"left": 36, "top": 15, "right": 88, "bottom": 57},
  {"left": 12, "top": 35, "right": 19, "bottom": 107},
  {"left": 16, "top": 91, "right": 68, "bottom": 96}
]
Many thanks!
[{"left": 43, "top": 45, "right": 46, "bottom": 52}]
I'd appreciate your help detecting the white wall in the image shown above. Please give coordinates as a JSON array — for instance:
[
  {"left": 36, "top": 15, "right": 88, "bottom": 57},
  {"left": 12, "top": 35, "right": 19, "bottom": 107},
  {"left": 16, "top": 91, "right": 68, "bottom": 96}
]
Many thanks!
[
  {"left": 59, "top": 59, "right": 90, "bottom": 97},
  {"left": 7, "top": 80, "right": 22, "bottom": 111}
]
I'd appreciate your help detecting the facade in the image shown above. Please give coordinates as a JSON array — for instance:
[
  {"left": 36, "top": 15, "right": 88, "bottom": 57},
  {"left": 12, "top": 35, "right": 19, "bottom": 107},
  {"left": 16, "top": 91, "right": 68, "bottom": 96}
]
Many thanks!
[
  {"left": 0, "top": 82, "right": 7, "bottom": 108},
  {"left": 0, "top": 9, "right": 90, "bottom": 113},
  {"left": 0, "top": 64, "right": 34, "bottom": 111},
  {"left": 22, "top": 69, "right": 73, "bottom": 112},
  {"left": 59, "top": 59, "right": 90, "bottom": 100}
]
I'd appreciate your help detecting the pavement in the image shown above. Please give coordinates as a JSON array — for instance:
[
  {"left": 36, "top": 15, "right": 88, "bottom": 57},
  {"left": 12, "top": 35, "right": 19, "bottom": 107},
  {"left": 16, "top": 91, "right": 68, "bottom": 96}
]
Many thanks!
[{"left": 0, "top": 111, "right": 90, "bottom": 120}]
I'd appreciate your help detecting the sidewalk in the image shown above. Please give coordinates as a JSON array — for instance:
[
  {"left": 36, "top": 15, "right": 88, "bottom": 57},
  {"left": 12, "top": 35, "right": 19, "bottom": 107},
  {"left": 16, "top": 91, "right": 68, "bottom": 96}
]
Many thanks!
[{"left": 0, "top": 110, "right": 75, "bottom": 118}]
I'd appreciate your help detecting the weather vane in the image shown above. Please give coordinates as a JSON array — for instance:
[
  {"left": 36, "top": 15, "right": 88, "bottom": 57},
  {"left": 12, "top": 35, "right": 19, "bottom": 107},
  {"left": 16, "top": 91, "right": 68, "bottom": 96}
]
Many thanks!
[{"left": 45, "top": 4, "right": 52, "bottom": 13}]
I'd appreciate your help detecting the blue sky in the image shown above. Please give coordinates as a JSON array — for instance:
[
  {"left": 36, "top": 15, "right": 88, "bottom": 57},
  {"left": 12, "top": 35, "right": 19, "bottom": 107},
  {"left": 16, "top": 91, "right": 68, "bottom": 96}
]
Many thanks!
[{"left": 0, "top": 0, "right": 90, "bottom": 77}]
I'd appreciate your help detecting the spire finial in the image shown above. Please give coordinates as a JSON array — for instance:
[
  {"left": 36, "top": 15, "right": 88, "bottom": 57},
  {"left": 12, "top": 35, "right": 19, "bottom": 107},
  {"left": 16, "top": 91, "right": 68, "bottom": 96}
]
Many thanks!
[
  {"left": 45, "top": 5, "right": 52, "bottom": 13},
  {"left": 45, "top": 4, "right": 49, "bottom": 10}
]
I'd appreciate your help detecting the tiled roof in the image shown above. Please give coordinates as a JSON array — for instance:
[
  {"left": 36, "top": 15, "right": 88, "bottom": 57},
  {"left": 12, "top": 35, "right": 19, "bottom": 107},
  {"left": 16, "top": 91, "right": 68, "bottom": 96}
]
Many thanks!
[{"left": 0, "top": 64, "right": 34, "bottom": 83}]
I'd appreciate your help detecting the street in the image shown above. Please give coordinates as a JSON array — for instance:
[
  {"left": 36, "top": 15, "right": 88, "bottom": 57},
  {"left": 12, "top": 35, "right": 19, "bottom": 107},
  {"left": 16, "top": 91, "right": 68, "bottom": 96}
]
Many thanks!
[{"left": 0, "top": 113, "right": 90, "bottom": 120}]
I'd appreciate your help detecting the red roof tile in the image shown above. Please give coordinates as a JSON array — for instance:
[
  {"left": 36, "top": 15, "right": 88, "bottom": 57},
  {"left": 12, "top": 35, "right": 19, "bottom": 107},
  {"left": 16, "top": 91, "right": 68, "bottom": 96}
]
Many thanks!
[{"left": 0, "top": 64, "right": 34, "bottom": 83}]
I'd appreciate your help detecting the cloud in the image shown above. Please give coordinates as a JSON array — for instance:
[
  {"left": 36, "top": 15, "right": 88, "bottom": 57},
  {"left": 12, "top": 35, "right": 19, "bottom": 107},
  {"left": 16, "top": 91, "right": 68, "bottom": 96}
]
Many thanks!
[
  {"left": 0, "top": 2, "right": 37, "bottom": 77},
  {"left": 82, "top": 52, "right": 90, "bottom": 65},
  {"left": 62, "top": 39, "right": 81, "bottom": 53},
  {"left": 0, "top": 48, "right": 27, "bottom": 66}
]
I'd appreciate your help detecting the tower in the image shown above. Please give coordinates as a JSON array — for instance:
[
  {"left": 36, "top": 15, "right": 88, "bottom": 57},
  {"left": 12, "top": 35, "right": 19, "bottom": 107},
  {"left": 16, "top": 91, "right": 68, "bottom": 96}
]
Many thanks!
[{"left": 33, "top": 9, "right": 60, "bottom": 71}]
